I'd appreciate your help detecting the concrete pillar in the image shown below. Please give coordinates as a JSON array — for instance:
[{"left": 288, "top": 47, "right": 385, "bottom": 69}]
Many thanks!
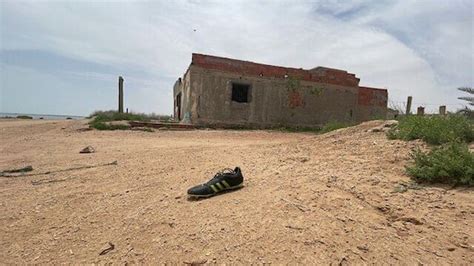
[
  {"left": 417, "top": 106, "right": 425, "bottom": 116},
  {"left": 118, "top": 76, "right": 124, "bottom": 113},
  {"left": 406, "top": 96, "right": 412, "bottom": 115},
  {"left": 439, "top": 105, "right": 446, "bottom": 116}
]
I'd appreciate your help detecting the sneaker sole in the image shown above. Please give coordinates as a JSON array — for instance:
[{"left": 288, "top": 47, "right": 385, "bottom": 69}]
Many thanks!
[{"left": 187, "top": 183, "right": 244, "bottom": 199}]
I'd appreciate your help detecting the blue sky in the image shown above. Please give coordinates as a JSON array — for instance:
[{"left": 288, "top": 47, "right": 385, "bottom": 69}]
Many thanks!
[{"left": 0, "top": 0, "right": 473, "bottom": 116}]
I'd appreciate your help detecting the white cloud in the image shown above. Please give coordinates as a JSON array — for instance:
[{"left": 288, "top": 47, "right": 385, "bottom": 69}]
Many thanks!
[{"left": 1, "top": 0, "right": 472, "bottom": 114}]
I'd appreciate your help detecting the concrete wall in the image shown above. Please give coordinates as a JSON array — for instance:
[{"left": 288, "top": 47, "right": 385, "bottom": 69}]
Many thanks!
[
  {"left": 173, "top": 69, "right": 194, "bottom": 122},
  {"left": 173, "top": 65, "right": 387, "bottom": 128},
  {"left": 172, "top": 79, "right": 181, "bottom": 119}
]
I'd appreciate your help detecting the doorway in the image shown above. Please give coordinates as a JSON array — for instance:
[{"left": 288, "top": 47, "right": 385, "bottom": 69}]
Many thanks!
[{"left": 176, "top": 92, "right": 182, "bottom": 121}]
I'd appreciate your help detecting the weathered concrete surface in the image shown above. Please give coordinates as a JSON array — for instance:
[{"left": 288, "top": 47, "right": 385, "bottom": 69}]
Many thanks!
[
  {"left": 174, "top": 54, "right": 388, "bottom": 128},
  {"left": 118, "top": 76, "right": 124, "bottom": 113}
]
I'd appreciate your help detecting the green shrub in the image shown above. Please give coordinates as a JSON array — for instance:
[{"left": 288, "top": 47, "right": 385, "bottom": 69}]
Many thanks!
[
  {"left": 457, "top": 108, "right": 474, "bottom": 120},
  {"left": 406, "top": 142, "right": 474, "bottom": 185},
  {"left": 388, "top": 115, "right": 474, "bottom": 145},
  {"left": 275, "top": 121, "right": 353, "bottom": 134},
  {"left": 17, "top": 115, "right": 33, "bottom": 119},
  {"left": 89, "top": 110, "right": 151, "bottom": 122},
  {"left": 88, "top": 110, "right": 172, "bottom": 130},
  {"left": 89, "top": 110, "right": 171, "bottom": 121}
]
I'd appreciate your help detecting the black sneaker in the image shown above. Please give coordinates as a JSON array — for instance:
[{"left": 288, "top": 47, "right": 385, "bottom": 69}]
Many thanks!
[{"left": 187, "top": 167, "right": 244, "bottom": 198}]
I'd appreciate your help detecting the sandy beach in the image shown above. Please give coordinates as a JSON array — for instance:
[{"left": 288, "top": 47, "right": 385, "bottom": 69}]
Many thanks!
[{"left": 0, "top": 119, "right": 472, "bottom": 264}]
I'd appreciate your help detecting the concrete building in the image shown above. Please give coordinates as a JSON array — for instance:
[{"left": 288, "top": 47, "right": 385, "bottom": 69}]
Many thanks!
[{"left": 173, "top": 53, "right": 387, "bottom": 128}]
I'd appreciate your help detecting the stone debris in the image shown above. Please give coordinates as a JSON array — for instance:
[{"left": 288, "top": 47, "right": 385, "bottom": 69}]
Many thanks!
[
  {"left": 392, "top": 184, "right": 408, "bottom": 193},
  {"left": 396, "top": 217, "right": 424, "bottom": 225},
  {"left": 392, "top": 181, "right": 424, "bottom": 193},
  {"left": 1, "top": 165, "right": 33, "bottom": 174},
  {"left": 98, "top": 242, "right": 114, "bottom": 255},
  {"left": 357, "top": 245, "right": 370, "bottom": 252},
  {"left": 183, "top": 259, "right": 207, "bottom": 265},
  {"left": 105, "top": 120, "right": 130, "bottom": 128},
  {"left": 383, "top": 120, "right": 399, "bottom": 127},
  {"left": 367, "top": 120, "right": 399, "bottom": 133},
  {"left": 80, "top": 146, "right": 95, "bottom": 154}
]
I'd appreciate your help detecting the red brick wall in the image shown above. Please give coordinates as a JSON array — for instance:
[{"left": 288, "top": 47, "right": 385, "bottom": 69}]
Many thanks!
[
  {"left": 192, "top": 53, "right": 360, "bottom": 87},
  {"left": 357, "top": 86, "right": 387, "bottom": 107}
]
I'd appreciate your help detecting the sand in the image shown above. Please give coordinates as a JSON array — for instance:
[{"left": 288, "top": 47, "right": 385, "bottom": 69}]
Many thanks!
[{"left": 0, "top": 119, "right": 472, "bottom": 264}]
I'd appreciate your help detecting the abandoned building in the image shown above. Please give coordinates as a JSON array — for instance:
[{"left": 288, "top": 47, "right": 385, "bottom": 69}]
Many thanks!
[{"left": 173, "top": 53, "right": 387, "bottom": 128}]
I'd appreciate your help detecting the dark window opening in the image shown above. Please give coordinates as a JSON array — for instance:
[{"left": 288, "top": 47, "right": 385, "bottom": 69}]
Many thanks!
[
  {"left": 176, "top": 92, "right": 182, "bottom": 120},
  {"left": 231, "top": 83, "right": 250, "bottom": 103}
]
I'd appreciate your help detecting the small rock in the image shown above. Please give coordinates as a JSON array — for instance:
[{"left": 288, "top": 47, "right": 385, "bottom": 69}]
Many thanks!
[
  {"left": 371, "top": 180, "right": 380, "bottom": 185},
  {"left": 184, "top": 259, "right": 207, "bottom": 265},
  {"left": 300, "top": 158, "right": 309, "bottom": 163},
  {"left": 376, "top": 205, "right": 390, "bottom": 213},
  {"left": 328, "top": 176, "right": 338, "bottom": 183},
  {"left": 357, "top": 245, "right": 369, "bottom": 252},
  {"left": 80, "top": 146, "right": 95, "bottom": 154},
  {"left": 392, "top": 184, "right": 408, "bottom": 193},
  {"left": 383, "top": 120, "right": 399, "bottom": 127},
  {"left": 397, "top": 217, "right": 423, "bottom": 225},
  {"left": 369, "top": 127, "right": 384, "bottom": 132},
  {"left": 447, "top": 247, "right": 456, "bottom": 252},
  {"left": 99, "top": 242, "right": 114, "bottom": 255}
]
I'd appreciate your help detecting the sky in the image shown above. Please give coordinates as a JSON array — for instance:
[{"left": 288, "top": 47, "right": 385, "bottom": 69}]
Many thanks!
[{"left": 0, "top": 0, "right": 473, "bottom": 116}]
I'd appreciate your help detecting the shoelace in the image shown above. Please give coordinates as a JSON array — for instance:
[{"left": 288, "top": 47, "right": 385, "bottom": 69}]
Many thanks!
[{"left": 206, "top": 168, "right": 235, "bottom": 185}]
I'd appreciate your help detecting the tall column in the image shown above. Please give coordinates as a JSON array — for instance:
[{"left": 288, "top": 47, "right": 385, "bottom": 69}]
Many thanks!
[
  {"left": 406, "top": 96, "right": 412, "bottom": 115},
  {"left": 118, "top": 76, "right": 124, "bottom": 113},
  {"left": 439, "top": 105, "right": 446, "bottom": 116},
  {"left": 417, "top": 106, "right": 425, "bottom": 116}
]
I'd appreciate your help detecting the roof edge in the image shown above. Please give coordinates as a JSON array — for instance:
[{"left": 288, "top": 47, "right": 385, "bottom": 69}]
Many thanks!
[
  {"left": 358, "top": 86, "right": 388, "bottom": 93},
  {"left": 191, "top": 53, "right": 361, "bottom": 87},
  {"left": 192, "top": 53, "right": 354, "bottom": 74}
]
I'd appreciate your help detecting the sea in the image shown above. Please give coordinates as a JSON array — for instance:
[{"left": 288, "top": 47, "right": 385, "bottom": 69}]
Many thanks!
[{"left": 0, "top": 112, "right": 84, "bottom": 120}]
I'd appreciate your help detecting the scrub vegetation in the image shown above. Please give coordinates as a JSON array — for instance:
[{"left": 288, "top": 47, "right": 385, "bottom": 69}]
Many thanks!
[
  {"left": 88, "top": 110, "right": 171, "bottom": 130},
  {"left": 388, "top": 115, "right": 474, "bottom": 145},
  {"left": 389, "top": 114, "right": 474, "bottom": 186},
  {"left": 16, "top": 115, "right": 33, "bottom": 119},
  {"left": 406, "top": 141, "right": 474, "bottom": 185}
]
